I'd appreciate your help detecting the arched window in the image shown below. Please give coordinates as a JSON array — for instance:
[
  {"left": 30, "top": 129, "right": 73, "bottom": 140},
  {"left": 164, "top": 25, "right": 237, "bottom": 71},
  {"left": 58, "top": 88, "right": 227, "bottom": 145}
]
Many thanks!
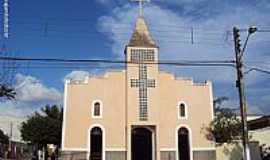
[
  {"left": 92, "top": 100, "right": 102, "bottom": 118},
  {"left": 94, "top": 103, "right": 100, "bottom": 116},
  {"left": 178, "top": 102, "right": 187, "bottom": 119}
]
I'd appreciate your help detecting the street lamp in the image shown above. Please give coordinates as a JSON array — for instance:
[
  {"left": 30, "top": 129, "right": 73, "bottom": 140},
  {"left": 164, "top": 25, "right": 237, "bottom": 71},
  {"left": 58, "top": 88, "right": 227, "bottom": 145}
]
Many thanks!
[
  {"left": 248, "top": 26, "right": 258, "bottom": 34},
  {"left": 240, "top": 26, "right": 257, "bottom": 57}
]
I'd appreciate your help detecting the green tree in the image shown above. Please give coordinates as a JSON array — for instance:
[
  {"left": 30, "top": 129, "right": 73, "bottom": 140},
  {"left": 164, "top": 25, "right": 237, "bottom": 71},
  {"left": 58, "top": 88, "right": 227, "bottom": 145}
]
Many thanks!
[
  {"left": 0, "top": 84, "right": 15, "bottom": 100},
  {"left": 20, "top": 105, "right": 63, "bottom": 148},
  {"left": 0, "top": 46, "right": 16, "bottom": 100},
  {"left": 0, "top": 129, "right": 9, "bottom": 144},
  {"left": 206, "top": 97, "right": 242, "bottom": 143}
]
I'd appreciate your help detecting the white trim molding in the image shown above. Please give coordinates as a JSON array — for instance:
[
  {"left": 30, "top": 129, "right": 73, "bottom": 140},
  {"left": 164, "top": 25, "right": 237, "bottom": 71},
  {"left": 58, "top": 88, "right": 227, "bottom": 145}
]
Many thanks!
[
  {"left": 88, "top": 124, "right": 106, "bottom": 160},
  {"left": 208, "top": 81, "right": 214, "bottom": 120},
  {"left": 160, "top": 148, "right": 176, "bottom": 151},
  {"left": 175, "top": 124, "right": 193, "bottom": 160},
  {"left": 177, "top": 101, "right": 188, "bottom": 120},
  {"left": 91, "top": 100, "right": 103, "bottom": 119},
  {"left": 192, "top": 147, "right": 216, "bottom": 151},
  {"left": 61, "top": 148, "right": 88, "bottom": 152},
  {"left": 61, "top": 80, "right": 69, "bottom": 150},
  {"left": 105, "top": 148, "right": 126, "bottom": 151}
]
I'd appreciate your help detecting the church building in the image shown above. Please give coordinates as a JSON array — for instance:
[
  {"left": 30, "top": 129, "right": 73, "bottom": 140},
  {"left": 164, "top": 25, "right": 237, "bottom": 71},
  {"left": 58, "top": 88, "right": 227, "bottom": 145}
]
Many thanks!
[{"left": 61, "top": 5, "right": 216, "bottom": 160}]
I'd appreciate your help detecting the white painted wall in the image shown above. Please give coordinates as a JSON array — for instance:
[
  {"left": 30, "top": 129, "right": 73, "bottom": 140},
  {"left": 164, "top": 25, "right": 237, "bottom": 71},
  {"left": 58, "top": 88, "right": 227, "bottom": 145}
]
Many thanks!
[
  {"left": 216, "top": 142, "right": 261, "bottom": 160},
  {"left": 250, "top": 127, "right": 270, "bottom": 147}
]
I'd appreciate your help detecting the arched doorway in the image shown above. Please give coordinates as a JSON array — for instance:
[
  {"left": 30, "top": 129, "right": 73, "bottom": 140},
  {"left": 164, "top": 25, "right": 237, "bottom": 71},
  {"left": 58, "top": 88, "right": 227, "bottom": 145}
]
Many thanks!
[
  {"left": 178, "top": 127, "right": 190, "bottom": 160},
  {"left": 90, "top": 127, "right": 103, "bottom": 160},
  {"left": 131, "top": 127, "right": 152, "bottom": 160}
]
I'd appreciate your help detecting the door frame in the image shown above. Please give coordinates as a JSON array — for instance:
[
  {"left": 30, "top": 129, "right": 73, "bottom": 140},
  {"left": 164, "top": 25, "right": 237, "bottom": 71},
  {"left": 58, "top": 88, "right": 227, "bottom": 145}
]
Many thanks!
[
  {"left": 88, "top": 124, "right": 106, "bottom": 160},
  {"left": 130, "top": 126, "right": 156, "bottom": 160},
  {"left": 175, "top": 124, "right": 193, "bottom": 160}
]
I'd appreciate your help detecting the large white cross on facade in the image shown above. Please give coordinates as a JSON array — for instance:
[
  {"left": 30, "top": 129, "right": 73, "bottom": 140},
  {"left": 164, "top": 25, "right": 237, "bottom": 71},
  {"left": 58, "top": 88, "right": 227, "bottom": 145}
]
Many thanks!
[
  {"left": 131, "top": 0, "right": 150, "bottom": 17},
  {"left": 130, "top": 50, "right": 156, "bottom": 121}
]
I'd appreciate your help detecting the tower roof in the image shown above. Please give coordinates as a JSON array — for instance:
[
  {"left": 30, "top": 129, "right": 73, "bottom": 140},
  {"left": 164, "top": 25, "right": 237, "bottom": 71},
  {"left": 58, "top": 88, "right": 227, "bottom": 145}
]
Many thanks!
[{"left": 127, "top": 16, "right": 157, "bottom": 48}]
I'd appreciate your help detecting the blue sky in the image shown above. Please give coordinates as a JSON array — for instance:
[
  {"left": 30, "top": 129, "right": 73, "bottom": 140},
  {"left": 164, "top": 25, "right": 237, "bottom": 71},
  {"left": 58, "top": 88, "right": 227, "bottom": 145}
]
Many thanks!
[{"left": 0, "top": 0, "right": 270, "bottom": 140}]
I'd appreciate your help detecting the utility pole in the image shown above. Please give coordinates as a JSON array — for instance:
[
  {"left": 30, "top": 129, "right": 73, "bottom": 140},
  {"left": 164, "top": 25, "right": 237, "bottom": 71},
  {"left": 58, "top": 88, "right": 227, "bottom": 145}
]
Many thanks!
[
  {"left": 9, "top": 122, "right": 13, "bottom": 144},
  {"left": 233, "top": 26, "right": 250, "bottom": 160},
  {"left": 233, "top": 26, "right": 257, "bottom": 160},
  {"left": 8, "top": 122, "right": 13, "bottom": 158}
]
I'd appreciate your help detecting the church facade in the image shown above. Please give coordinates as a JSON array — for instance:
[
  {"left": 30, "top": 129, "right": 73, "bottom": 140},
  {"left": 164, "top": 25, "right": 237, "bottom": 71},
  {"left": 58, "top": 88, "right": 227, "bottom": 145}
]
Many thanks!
[{"left": 61, "top": 16, "right": 216, "bottom": 160}]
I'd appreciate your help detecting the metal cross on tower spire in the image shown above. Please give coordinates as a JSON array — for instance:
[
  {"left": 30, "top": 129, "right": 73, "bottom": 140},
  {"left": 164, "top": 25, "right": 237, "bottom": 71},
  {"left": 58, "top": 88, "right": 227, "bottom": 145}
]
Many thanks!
[{"left": 131, "top": 0, "right": 150, "bottom": 17}]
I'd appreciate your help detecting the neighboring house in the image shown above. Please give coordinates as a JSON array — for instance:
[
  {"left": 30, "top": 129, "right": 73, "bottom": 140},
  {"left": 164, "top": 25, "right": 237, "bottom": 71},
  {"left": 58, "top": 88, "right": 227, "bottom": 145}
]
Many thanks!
[
  {"left": 61, "top": 15, "right": 215, "bottom": 160},
  {"left": 214, "top": 114, "right": 267, "bottom": 160},
  {"left": 248, "top": 115, "right": 270, "bottom": 147},
  {"left": 0, "top": 140, "right": 30, "bottom": 159}
]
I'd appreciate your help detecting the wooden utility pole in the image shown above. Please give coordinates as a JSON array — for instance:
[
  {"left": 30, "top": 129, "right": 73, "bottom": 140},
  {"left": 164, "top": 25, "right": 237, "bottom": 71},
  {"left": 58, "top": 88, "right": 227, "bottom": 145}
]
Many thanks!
[
  {"left": 233, "top": 27, "right": 251, "bottom": 160},
  {"left": 8, "top": 122, "right": 13, "bottom": 159}
]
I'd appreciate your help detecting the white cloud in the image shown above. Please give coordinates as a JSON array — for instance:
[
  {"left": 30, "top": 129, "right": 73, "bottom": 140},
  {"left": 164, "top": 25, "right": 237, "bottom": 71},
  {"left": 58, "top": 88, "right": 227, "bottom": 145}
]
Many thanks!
[
  {"left": 97, "top": 4, "right": 236, "bottom": 83},
  {"left": 97, "top": 2, "right": 270, "bottom": 113},
  {"left": 0, "top": 117, "right": 24, "bottom": 141},
  {"left": 212, "top": 97, "right": 264, "bottom": 115},
  {"left": 64, "top": 70, "right": 89, "bottom": 82},
  {"left": 14, "top": 74, "right": 62, "bottom": 102},
  {"left": 0, "top": 74, "right": 63, "bottom": 141},
  {"left": 0, "top": 101, "right": 27, "bottom": 141},
  {"left": 98, "top": 0, "right": 270, "bottom": 82}
]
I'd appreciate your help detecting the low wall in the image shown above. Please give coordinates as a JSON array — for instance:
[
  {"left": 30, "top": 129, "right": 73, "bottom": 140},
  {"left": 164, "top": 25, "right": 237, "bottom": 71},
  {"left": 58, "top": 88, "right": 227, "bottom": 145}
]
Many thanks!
[
  {"left": 216, "top": 141, "right": 261, "bottom": 160},
  {"left": 60, "top": 151, "right": 126, "bottom": 160},
  {"left": 60, "top": 142, "right": 261, "bottom": 160}
]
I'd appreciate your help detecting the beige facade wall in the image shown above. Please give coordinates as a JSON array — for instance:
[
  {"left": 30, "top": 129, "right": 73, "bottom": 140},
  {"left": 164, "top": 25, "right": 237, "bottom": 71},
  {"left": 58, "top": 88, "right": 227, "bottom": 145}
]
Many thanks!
[
  {"left": 158, "top": 72, "right": 214, "bottom": 149},
  {"left": 62, "top": 45, "right": 215, "bottom": 160},
  {"left": 62, "top": 71, "right": 127, "bottom": 150}
]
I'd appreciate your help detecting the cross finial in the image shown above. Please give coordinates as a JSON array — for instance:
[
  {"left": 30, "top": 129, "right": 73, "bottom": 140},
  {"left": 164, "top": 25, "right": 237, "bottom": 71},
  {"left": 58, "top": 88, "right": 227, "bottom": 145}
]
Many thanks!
[{"left": 131, "top": 0, "right": 150, "bottom": 17}]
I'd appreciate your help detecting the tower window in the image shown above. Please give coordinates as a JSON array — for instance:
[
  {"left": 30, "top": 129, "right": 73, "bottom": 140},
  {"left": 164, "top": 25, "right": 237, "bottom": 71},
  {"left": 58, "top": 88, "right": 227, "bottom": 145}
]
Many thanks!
[
  {"left": 92, "top": 101, "right": 103, "bottom": 118},
  {"left": 178, "top": 102, "right": 187, "bottom": 119},
  {"left": 130, "top": 49, "right": 155, "bottom": 61}
]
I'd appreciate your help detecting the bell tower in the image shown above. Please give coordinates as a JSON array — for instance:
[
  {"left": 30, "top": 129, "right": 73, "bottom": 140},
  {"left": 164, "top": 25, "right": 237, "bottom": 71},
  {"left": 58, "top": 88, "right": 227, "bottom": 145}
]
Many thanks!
[{"left": 125, "top": 12, "right": 159, "bottom": 122}]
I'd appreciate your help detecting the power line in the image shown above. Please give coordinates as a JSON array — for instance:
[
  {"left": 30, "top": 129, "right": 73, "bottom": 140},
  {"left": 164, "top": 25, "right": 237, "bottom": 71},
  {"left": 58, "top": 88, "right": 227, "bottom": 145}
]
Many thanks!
[
  {"left": 244, "top": 67, "right": 270, "bottom": 75},
  {"left": 0, "top": 56, "right": 235, "bottom": 67},
  {"left": 257, "top": 29, "right": 270, "bottom": 33},
  {"left": 14, "top": 24, "right": 229, "bottom": 37},
  {"left": 12, "top": 17, "right": 270, "bottom": 32},
  {"left": 2, "top": 21, "right": 251, "bottom": 46},
  {"left": 246, "top": 61, "right": 270, "bottom": 65}
]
